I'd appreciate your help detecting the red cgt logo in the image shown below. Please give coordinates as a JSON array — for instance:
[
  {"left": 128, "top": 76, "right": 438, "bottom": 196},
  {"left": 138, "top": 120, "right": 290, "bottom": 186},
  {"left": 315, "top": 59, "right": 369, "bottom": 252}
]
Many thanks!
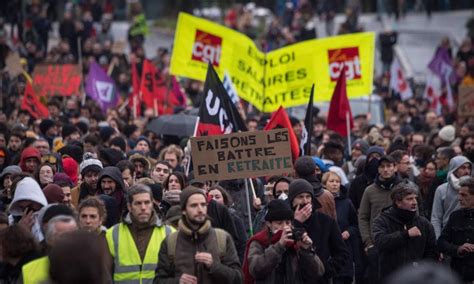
[
  {"left": 328, "top": 47, "right": 362, "bottom": 81},
  {"left": 192, "top": 30, "right": 222, "bottom": 67}
]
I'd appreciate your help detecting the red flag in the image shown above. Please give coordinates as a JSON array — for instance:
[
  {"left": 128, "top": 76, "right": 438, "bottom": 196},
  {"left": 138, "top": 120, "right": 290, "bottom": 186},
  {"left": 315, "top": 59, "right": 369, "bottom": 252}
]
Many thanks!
[
  {"left": 140, "top": 59, "right": 158, "bottom": 110},
  {"left": 128, "top": 60, "right": 142, "bottom": 117},
  {"left": 327, "top": 66, "right": 354, "bottom": 137},
  {"left": 21, "top": 82, "right": 49, "bottom": 119},
  {"left": 264, "top": 106, "right": 300, "bottom": 161}
]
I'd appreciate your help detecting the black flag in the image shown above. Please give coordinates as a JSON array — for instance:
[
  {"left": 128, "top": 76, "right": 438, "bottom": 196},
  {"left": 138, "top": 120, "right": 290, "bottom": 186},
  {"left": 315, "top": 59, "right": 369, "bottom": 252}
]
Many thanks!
[
  {"left": 300, "top": 84, "right": 314, "bottom": 156},
  {"left": 196, "top": 64, "right": 247, "bottom": 136}
]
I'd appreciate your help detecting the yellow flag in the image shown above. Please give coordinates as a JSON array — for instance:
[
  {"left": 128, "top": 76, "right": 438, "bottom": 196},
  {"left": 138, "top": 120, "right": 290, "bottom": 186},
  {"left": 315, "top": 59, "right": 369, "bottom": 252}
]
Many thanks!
[{"left": 170, "top": 13, "right": 375, "bottom": 112}]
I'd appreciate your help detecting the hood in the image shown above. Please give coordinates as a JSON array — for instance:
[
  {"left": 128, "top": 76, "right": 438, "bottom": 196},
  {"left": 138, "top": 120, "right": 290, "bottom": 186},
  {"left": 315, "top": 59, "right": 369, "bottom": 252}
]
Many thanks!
[
  {"left": 97, "top": 166, "right": 126, "bottom": 192},
  {"left": 302, "top": 175, "right": 324, "bottom": 196},
  {"left": 447, "top": 156, "right": 472, "bottom": 176},
  {"left": 19, "top": 147, "right": 41, "bottom": 171},
  {"left": 9, "top": 177, "right": 48, "bottom": 216}
]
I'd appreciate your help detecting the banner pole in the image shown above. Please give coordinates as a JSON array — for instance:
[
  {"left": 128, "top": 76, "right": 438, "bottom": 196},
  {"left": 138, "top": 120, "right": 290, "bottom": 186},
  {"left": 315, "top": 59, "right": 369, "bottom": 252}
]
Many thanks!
[
  {"left": 346, "top": 111, "right": 352, "bottom": 157},
  {"left": 244, "top": 179, "right": 254, "bottom": 236},
  {"left": 248, "top": 178, "right": 257, "bottom": 199}
]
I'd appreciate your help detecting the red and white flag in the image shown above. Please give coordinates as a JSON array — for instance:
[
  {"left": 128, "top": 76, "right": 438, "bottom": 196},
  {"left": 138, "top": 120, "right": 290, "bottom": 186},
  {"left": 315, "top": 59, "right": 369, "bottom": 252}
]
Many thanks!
[
  {"left": 390, "top": 58, "right": 413, "bottom": 100},
  {"left": 424, "top": 73, "right": 441, "bottom": 114}
]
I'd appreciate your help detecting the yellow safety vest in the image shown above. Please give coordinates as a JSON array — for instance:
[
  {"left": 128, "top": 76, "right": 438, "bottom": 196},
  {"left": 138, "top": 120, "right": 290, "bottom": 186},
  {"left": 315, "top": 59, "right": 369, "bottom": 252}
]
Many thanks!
[
  {"left": 106, "top": 222, "right": 173, "bottom": 284},
  {"left": 21, "top": 256, "right": 49, "bottom": 284}
]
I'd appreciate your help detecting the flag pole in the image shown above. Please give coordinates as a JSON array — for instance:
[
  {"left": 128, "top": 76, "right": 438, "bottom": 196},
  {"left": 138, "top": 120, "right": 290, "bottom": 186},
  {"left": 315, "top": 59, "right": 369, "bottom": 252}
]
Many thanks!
[
  {"left": 185, "top": 116, "right": 200, "bottom": 177},
  {"left": 133, "top": 96, "right": 138, "bottom": 120},
  {"left": 244, "top": 178, "right": 254, "bottom": 236},
  {"left": 346, "top": 111, "right": 352, "bottom": 157}
]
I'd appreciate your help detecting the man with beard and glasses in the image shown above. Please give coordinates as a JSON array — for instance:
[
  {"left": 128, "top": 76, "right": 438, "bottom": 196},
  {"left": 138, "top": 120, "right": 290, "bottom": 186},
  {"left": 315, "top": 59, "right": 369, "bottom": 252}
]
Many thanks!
[
  {"left": 105, "top": 185, "right": 174, "bottom": 283},
  {"left": 373, "top": 182, "right": 438, "bottom": 280},
  {"left": 155, "top": 187, "right": 242, "bottom": 284}
]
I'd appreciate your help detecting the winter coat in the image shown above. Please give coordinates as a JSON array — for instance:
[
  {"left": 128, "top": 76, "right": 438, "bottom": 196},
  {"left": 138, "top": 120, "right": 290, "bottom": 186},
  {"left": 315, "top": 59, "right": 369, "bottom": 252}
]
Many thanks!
[
  {"left": 372, "top": 206, "right": 438, "bottom": 277},
  {"left": 358, "top": 175, "right": 401, "bottom": 247},
  {"left": 229, "top": 207, "right": 248, "bottom": 262},
  {"left": 245, "top": 228, "right": 325, "bottom": 284},
  {"left": 293, "top": 208, "right": 348, "bottom": 283},
  {"left": 438, "top": 208, "right": 474, "bottom": 281},
  {"left": 349, "top": 173, "right": 373, "bottom": 211},
  {"left": 155, "top": 219, "right": 243, "bottom": 284},
  {"left": 333, "top": 186, "right": 361, "bottom": 279},
  {"left": 431, "top": 156, "right": 473, "bottom": 238}
]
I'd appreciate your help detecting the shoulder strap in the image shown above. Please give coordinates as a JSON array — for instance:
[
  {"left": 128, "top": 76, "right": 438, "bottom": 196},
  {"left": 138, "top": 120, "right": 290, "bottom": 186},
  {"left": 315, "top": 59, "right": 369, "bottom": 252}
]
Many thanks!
[
  {"left": 214, "top": 229, "right": 227, "bottom": 261},
  {"left": 166, "top": 232, "right": 179, "bottom": 263}
]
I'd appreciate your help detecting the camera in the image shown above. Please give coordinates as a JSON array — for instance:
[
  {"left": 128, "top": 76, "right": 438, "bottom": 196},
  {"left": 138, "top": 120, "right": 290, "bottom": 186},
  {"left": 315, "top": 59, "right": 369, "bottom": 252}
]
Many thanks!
[{"left": 291, "top": 227, "right": 306, "bottom": 241}]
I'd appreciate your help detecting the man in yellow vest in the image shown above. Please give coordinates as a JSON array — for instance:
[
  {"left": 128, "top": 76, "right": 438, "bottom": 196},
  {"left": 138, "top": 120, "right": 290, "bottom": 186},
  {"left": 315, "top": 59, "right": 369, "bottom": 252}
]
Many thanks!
[
  {"left": 21, "top": 214, "right": 78, "bottom": 283},
  {"left": 106, "top": 184, "right": 174, "bottom": 283}
]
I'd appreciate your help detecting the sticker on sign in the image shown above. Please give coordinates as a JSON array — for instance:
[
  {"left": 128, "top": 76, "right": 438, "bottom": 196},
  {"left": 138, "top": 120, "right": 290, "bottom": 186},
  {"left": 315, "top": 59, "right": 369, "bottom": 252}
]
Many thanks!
[
  {"left": 192, "top": 30, "right": 222, "bottom": 67},
  {"left": 328, "top": 47, "right": 362, "bottom": 81}
]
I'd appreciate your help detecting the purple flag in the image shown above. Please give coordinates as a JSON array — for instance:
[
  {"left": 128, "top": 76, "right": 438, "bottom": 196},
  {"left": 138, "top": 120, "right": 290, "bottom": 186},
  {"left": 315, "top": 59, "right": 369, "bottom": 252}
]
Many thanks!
[
  {"left": 85, "top": 62, "right": 119, "bottom": 113},
  {"left": 428, "top": 47, "right": 458, "bottom": 85}
]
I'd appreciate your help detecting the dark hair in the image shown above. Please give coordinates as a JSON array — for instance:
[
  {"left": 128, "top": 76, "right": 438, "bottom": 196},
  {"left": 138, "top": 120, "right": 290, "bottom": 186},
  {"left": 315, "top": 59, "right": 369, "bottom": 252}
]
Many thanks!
[
  {"left": 49, "top": 231, "right": 107, "bottom": 284},
  {"left": 460, "top": 177, "right": 474, "bottom": 195},
  {"left": 126, "top": 184, "right": 153, "bottom": 204},
  {"left": 35, "top": 163, "right": 56, "bottom": 186},
  {"left": 389, "top": 150, "right": 409, "bottom": 163},
  {"left": 391, "top": 181, "right": 418, "bottom": 202},
  {"left": 78, "top": 197, "right": 107, "bottom": 221},
  {"left": 461, "top": 133, "right": 474, "bottom": 152},
  {"left": 437, "top": 147, "right": 456, "bottom": 161},
  {"left": 0, "top": 225, "right": 38, "bottom": 259},
  {"left": 163, "top": 172, "right": 186, "bottom": 191},
  {"left": 208, "top": 185, "right": 233, "bottom": 207},
  {"left": 155, "top": 160, "right": 171, "bottom": 170},
  {"left": 116, "top": 160, "right": 135, "bottom": 175},
  {"left": 84, "top": 134, "right": 101, "bottom": 146}
]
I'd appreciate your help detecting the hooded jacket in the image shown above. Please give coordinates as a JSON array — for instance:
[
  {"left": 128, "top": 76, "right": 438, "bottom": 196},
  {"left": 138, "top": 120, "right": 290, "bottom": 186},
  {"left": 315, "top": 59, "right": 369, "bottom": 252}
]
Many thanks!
[
  {"left": 19, "top": 147, "right": 41, "bottom": 173},
  {"left": 9, "top": 177, "right": 48, "bottom": 216},
  {"left": 97, "top": 167, "right": 126, "bottom": 213},
  {"left": 302, "top": 175, "right": 337, "bottom": 219},
  {"left": 431, "top": 156, "right": 473, "bottom": 238}
]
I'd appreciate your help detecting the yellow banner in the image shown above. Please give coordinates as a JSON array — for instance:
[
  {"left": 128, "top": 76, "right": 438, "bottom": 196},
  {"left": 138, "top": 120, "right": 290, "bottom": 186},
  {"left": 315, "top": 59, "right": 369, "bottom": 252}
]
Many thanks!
[{"left": 170, "top": 13, "right": 375, "bottom": 113}]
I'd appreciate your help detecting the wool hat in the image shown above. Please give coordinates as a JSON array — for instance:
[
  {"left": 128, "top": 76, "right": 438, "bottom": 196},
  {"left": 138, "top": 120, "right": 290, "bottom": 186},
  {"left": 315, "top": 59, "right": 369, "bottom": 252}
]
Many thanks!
[
  {"left": 312, "top": 157, "right": 329, "bottom": 173},
  {"left": 265, "top": 199, "right": 293, "bottom": 221},
  {"left": 58, "top": 145, "right": 83, "bottom": 164},
  {"left": 53, "top": 173, "right": 73, "bottom": 187},
  {"left": 43, "top": 184, "right": 65, "bottom": 204},
  {"left": 42, "top": 204, "right": 75, "bottom": 224},
  {"left": 62, "top": 124, "right": 79, "bottom": 139},
  {"left": 366, "top": 146, "right": 385, "bottom": 158},
  {"left": 80, "top": 152, "right": 103, "bottom": 175},
  {"left": 135, "top": 136, "right": 151, "bottom": 148},
  {"left": 39, "top": 119, "right": 55, "bottom": 135},
  {"left": 438, "top": 125, "right": 456, "bottom": 142},
  {"left": 165, "top": 205, "right": 182, "bottom": 225},
  {"left": 294, "top": 156, "right": 316, "bottom": 178},
  {"left": 179, "top": 187, "right": 207, "bottom": 210},
  {"left": 351, "top": 139, "right": 369, "bottom": 155},
  {"left": 0, "top": 165, "right": 22, "bottom": 179},
  {"left": 288, "top": 179, "right": 314, "bottom": 206}
]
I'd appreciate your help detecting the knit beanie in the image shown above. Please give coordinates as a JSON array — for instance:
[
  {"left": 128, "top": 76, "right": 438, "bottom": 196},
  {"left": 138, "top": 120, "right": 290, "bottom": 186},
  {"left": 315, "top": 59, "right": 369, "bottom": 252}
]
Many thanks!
[
  {"left": 43, "top": 184, "right": 65, "bottom": 204},
  {"left": 180, "top": 187, "right": 207, "bottom": 210},
  {"left": 438, "top": 125, "right": 456, "bottom": 142},
  {"left": 135, "top": 136, "right": 151, "bottom": 148},
  {"left": 294, "top": 156, "right": 316, "bottom": 178},
  {"left": 265, "top": 199, "right": 293, "bottom": 221},
  {"left": 288, "top": 179, "right": 314, "bottom": 206},
  {"left": 366, "top": 146, "right": 385, "bottom": 158},
  {"left": 351, "top": 139, "right": 369, "bottom": 155},
  {"left": 53, "top": 173, "right": 73, "bottom": 187},
  {"left": 80, "top": 153, "right": 103, "bottom": 176},
  {"left": 42, "top": 204, "right": 75, "bottom": 224},
  {"left": 110, "top": 136, "right": 127, "bottom": 152},
  {"left": 165, "top": 205, "right": 182, "bottom": 224},
  {"left": 58, "top": 145, "right": 83, "bottom": 164},
  {"left": 99, "top": 126, "right": 116, "bottom": 143},
  {"left": 39, "top": 119, "right": 55, "bottom": 135}
]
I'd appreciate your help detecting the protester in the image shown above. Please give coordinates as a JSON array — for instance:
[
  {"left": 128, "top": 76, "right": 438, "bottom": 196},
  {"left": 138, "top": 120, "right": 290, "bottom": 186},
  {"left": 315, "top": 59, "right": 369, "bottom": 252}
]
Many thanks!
[
  {"left": 78, "top": 197, "right": 107, "bottom": 234},
  {"left": 372, "top": 182, "right": 438, "bottom": 280},
  {"left": 438, "top": 177, "right": 474, "bottom": 282},
  {"left": 150, "top": 161, "right": 171, "bottom": 185},
  {"left": 97, "top": 166, "right": 127, "bottom": 214},
  {"left": 71, "top": 153, "right": 103, "bottom": 207},
  {"left": 105, "top": 184, "right": 174, "bottom": 283},
  {"left": 243, "top": 199, "right": 325, "bottom": 283},
  {"left": 155, "top": 187, "right": 243, "bottom": 283}
]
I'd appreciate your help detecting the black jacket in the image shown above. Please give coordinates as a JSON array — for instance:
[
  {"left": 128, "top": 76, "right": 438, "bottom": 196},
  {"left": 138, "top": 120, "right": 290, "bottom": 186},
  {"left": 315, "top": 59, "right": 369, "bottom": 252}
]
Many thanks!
[
  {"left": 293, "top": 209, "right": 348, "bottom": 283},
  {"left": 438, "top": 208, "right": 474, "bottom": 281},
  {"left": 372, "top": 206, "right": 438, "bottom": 277}
]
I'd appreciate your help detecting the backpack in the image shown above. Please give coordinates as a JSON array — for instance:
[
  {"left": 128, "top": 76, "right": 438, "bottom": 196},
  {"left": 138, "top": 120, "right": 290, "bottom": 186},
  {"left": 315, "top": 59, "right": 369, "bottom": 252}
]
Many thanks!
[{"left": 167, "top": 228, "right": 227, "bottom": 263}]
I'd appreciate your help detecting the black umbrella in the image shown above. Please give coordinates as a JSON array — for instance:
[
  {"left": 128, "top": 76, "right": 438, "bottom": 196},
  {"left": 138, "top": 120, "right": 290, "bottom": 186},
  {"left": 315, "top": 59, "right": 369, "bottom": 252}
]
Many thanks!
[{"left": 146, "top": 113, "right": 198, "bottom": 137}]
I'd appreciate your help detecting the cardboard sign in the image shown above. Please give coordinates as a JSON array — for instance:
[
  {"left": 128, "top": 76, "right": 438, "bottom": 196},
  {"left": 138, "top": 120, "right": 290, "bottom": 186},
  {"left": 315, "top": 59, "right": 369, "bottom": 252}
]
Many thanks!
[
  {"left": 32, "top": 64, "right": 82, "bottom": 97},
  {"left": 191, "top": 129, "right": 293, "bottom": 181},
  {"left": 5, "top": 52, "right": 23, "bottom": 78},
  {"left": 458, "top": 86, "right": 474, "bottom": 117},
  {"left": 170, "top": 13, "right": 375, "bottom": 112}
]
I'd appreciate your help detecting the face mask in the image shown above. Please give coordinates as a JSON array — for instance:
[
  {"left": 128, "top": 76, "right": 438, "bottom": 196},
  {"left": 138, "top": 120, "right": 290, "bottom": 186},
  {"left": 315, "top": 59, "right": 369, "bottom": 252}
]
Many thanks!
[{"left": 278, "top": 193, "right": 288, "bottom": 201}]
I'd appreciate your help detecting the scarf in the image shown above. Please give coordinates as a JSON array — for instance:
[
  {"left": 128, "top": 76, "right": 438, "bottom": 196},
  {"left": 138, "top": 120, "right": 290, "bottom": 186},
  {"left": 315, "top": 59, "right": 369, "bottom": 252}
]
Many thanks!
[
  {"left": 375, "top": 174, "right": 398, "bottom": 190},
  {"left": 449, "top": 173, "right": 462, "bottom": 191},
  {"left": 416, "top": 173, "right": 434, "bottom": 200},
  {"left": 392, "top": 206, "right": 416, "bottom": 224}
]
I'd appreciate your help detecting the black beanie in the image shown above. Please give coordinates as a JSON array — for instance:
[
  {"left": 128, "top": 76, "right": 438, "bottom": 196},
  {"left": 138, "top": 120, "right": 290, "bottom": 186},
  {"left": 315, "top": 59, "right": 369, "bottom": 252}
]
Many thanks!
[
  {"left": 180, "top": 187, "right": 207, "bottom": 210},
  {"left": 149, "top": 183, "right": 163, "bottom": 202},
  {"left": 110, "top": 136, "right": 127, "bottom": 152},
  {"left": 100, "top": 126, "right": 116, "bottom": 143},
  {"left": 265, "top": 199, "right": 293, "bottom": 222},
  {"left": 288, "top": 179, "right": 314, "bottom": 206},
  {"left": 42, "top": 204, "right": 75, "bottom": 224},
  {"left": 294, "top": 156, "right": 316, "bottom": 178}
]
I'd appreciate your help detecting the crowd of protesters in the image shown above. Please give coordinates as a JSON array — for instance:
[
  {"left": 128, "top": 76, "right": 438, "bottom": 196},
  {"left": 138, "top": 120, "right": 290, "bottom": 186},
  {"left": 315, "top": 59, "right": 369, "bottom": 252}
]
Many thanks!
[{"left": 0, "top": 0, "right": 473, "bottom": 284}]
